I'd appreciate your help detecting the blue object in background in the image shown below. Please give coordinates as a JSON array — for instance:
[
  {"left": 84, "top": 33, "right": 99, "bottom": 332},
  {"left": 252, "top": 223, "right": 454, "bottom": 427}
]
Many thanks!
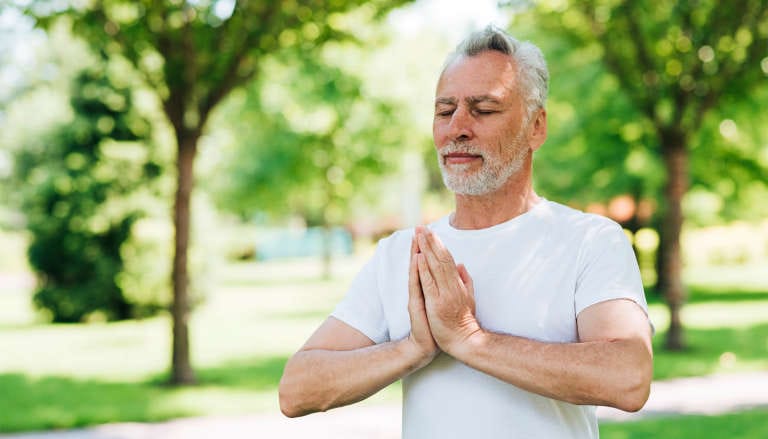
[{"left": 254, "top": 226, "right": 353, "bottom": 261}]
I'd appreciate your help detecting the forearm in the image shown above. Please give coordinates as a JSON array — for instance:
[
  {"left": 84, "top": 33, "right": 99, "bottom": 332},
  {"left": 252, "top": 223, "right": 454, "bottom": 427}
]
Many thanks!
[
  {"left": 279, "top": 338, "right": 424, "bottom": 417},
  {"left": 453, "top": 330, "right": 652, "bottom": 412}
]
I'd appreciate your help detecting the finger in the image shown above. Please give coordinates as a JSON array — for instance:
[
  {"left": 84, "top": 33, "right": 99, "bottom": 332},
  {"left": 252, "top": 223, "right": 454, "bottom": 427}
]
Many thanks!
[
  {"left": 457, "top": 263, "right": 472, "bottom": 289},
  {"left": 408, "top": 258, "right": 428, "bottom": 329},
  {"left": 457, "top": 263, "right": 476, "bottom": 314},
  {"left": 415, "top": 227, "right": 432, "bottom": 256},
  {"left": 416, "top": 253, "right": 438, "bottom": 298},
  {"left": 426, "top": 229, "right": 455, "bottom": 266},
  {"left": 417, "top": 232, "right": 442, "bottom": 286},
  {"left": 408, "top": 251, "right": 422, "bottom": 304},
  {"left": 419, "top": 230, "right": 457, "bottom": 288},
  {"left": 411, "top": 231, "right": 420, "bottom": 258}
]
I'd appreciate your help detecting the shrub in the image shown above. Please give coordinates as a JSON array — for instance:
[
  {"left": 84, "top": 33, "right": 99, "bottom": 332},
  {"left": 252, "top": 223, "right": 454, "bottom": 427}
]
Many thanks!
[{"left": 15, "top": 68, "right": 161, "bottom": 322}]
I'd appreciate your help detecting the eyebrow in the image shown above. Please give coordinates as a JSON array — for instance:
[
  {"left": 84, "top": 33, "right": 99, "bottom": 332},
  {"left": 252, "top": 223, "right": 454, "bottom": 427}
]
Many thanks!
[
  {"left": 467, "top": 95, "right": 502, "bottom": 105},
  {"left": 434, "top": 95, "right": 503, "bottom": 106}
]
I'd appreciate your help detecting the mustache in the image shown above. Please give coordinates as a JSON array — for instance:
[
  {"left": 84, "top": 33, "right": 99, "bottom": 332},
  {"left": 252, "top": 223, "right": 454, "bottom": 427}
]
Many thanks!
[{"left": 440, "top": 142, "right": 484, "bottom": 157}]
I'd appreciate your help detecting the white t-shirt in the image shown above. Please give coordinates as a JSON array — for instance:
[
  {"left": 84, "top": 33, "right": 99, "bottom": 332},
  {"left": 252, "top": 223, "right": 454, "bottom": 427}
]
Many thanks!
[{"left": 332, "top": 199, "right": 649, "bottom": 438}]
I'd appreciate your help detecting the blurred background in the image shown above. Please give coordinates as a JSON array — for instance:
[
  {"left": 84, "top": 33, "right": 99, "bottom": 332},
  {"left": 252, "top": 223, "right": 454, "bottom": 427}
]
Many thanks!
[{"left": 0, "top": 0, "right": 767, "bottom": 437}]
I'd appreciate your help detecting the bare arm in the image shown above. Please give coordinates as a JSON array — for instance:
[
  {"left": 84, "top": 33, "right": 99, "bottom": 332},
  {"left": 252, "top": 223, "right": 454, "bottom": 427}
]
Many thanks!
[
  {"left": 414, "top": 226, "right": 653, "bottom": 412},
  {"left": 279, "top": 237, "right": 439, "bottom": 417},
  {"left": 451, "top": 300, "right": 653, "bottom": 412},
  {"left": 278, "top": 317, "right": 420, "bottom": 417}
]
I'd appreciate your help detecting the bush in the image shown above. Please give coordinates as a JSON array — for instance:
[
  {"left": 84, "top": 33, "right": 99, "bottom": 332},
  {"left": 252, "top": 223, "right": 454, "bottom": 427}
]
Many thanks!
[
  {"left": 28, "top": 216, "right": 135, "bottom": 322},
  {"left": 14, "top": 68, "right": 161, "bottom": 322}
]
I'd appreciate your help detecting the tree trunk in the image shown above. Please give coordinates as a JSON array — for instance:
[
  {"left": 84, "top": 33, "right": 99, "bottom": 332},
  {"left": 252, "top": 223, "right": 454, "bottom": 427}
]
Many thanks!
[
  {"left": 660, "top": 139, "right": 688, "bottom": 351},
  {"left": 170, "top": 134, "right": 198, "bottom": 384},
  {"left": 654, "top": 221, "right": 665, "bottom": 294}
]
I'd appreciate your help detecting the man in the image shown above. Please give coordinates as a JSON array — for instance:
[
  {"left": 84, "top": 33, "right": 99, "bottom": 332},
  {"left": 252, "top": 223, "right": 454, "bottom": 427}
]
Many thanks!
[{"left": 279, "top": 26, "right": 653, "bottom": 438}]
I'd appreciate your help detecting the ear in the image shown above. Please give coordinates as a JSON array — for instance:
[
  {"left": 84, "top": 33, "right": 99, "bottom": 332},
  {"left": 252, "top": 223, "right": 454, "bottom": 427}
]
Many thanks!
[{"left": 528, "top": 109, "right": 547, "bottom": 152}]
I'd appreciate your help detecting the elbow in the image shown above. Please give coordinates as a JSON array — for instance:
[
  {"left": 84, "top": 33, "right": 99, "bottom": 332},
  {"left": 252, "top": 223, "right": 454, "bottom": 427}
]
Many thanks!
[
  {"left": 278, "top": 361, "right": 308, "bottom": 418},
  {"left": 279, "top": 358, "right": 329, "bottom": 418},
  {"left": 279, "top": 395, "right": 305, "bottom": 418},
  {"left": 614, "top": 361, "right": 652, "bottom": 413},
  {"left": 278, "top": 383, "right": 300, "bottom": 418},
  {"left": 278, "top": 377, "right": 295, "bottom": 417},
  {"left": 279, "top": 372, "right": 316, "bottom": 418},
  {"left": 279, "top": 384, "right": 332, "bottom": 418},
  {"left": 615, "top": 388, "right": 649, "bottom": 413}
]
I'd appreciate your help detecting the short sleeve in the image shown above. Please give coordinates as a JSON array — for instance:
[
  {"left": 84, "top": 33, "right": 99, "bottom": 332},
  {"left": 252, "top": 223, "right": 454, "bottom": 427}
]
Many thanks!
[
  {"left": 574, "top": 222, "right": 649, "bottom": 317},
  {"left": 330, "top": 244, "right": 390, "bottom": 344}
]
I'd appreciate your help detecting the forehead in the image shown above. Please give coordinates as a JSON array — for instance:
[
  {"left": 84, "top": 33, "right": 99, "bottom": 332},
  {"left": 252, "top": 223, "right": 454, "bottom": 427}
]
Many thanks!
[{"left": 436, "top": 51, "right": 520, "bottom": 102}]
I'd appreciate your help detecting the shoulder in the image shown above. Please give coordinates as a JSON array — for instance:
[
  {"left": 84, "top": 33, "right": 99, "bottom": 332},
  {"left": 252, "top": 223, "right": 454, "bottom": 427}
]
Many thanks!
[
  {"left": 541, "top": 199, "right": 624, "bottom": 236},
  {"left": 538, "top": 200, "right": 631, "bottom": 264},
  {"left": 376, "top": 227, "right": 414, "bottom": 255},
  {"left": 376, "top": 215, "right": 450, "bottom": 254}
]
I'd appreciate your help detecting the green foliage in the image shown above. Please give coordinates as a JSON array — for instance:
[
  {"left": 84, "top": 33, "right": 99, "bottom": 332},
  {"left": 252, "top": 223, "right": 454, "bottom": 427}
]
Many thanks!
[
  {"left": 515, "top": 0, "right": 768, "bottom": 225},
  {"left": 535, "top": 0, "right": 767, "bottom": 132},
  {"left": 600, "top": 408, "right": 768, "bottom": 439},
  {"left": 11, "top": 67, "right": 159, "bottom": 322},
  {"left": 212, "top": 48, "right": 402, "bottom": 226},
  {"left": 25, "top": 0, "right": 416, "bottom": 380},
  {"left": 529, "top": 30, "right": 664, "bottom": 212},
  {"left": 117, "top": 216, "right": 175, "bottom": 312},
  {"left": 0, "top": 357, "right": 286, "bottom": 432},
  {"left": 25, "top": 0, "right": 414, "bottom": 227},
  {"left": 652, "top": 319, "right": 768, "bottom": 380},
  {"left": 687, "top": 83, "right": 768, "bottom": 224},
  {"left": 27, "top": 0, "right": 414, "bottom": 136},
  {"left": 28, "top": 215, "right": 136, "bottom": 323}
]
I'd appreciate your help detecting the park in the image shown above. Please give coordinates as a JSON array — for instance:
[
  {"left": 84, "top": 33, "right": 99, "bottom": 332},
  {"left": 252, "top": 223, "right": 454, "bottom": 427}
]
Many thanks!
[{"left": 1, "top": 0, "right": 767, "bottom": 437}]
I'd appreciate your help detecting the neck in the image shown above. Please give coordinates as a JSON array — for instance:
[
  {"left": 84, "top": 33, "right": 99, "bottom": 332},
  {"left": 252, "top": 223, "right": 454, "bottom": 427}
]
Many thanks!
[{"left": 450, "top": 157, "right": 540, "bottom": 230}]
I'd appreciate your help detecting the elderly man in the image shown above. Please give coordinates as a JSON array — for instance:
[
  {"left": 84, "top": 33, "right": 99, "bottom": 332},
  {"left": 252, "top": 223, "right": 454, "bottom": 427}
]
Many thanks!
[{"left": 279, "top": 26, "right": 653, "bottom": 438}]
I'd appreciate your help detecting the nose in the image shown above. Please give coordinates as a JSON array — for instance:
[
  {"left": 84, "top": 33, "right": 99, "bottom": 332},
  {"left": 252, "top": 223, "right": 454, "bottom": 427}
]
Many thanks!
[{"left": 447, "top": 106, "right": 473, "bottom": 142}]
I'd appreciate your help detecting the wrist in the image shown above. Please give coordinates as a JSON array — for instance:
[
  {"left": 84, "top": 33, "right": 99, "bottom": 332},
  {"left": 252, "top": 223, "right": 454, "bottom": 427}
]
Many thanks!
[
  {"left": 398, "top": 336, "right": 435, "bottom": 372},
  {"left": 447, "top": 324, "right": 487, "bottom": 362}
]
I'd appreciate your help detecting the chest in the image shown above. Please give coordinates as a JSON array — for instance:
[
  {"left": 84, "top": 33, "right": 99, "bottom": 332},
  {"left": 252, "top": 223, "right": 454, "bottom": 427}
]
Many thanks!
[{"left": 379, "top": 236, "right": 581, "bottom": 343}]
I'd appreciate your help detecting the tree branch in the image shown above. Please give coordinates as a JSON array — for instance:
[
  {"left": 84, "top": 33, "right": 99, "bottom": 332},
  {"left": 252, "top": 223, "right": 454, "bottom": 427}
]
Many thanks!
[
  {"left": 198, "top": 2, "right": 282, "bottom": 124},
  {"left": 583, "top": 1, "right": 657, "bottom": 124}
]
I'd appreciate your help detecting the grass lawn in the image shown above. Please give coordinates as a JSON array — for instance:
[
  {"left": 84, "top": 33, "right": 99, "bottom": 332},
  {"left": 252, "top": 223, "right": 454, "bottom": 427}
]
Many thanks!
[
  {"left": 647, "top": 285, "right": 768, "bottom": 380},
  {"left": 600, "top": 407, "right": 768, "bottom": 438},
  {"left": 0, "top": 256, "right": 767, "bottom": 432},
  {"left": 0, "top": 255, "right": 393, "bottom": 432}
]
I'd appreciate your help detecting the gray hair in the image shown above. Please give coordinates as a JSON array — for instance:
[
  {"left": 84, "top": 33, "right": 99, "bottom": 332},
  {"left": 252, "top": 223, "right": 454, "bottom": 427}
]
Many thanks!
[{"left": 444, "top": 25, "right": 549, "bottom": 118}]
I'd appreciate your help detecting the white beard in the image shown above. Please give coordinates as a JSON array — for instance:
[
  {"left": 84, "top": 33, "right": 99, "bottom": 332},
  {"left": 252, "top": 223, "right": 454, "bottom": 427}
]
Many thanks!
[{"left": 438, "top": 133, "right": 529, "bottom": 196}]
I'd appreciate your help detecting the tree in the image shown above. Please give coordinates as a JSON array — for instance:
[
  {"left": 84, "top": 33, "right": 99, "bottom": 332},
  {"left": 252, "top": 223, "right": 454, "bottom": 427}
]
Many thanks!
[
  {"left": 12, "top": 67, "right": 159, "bottom": 322},
  {"left": 26, "top": 0, "right": 413, "bottom": 384},
  {"left": 526, "top": 0, "right": 768, "bottom": 349},
  {"left": 211, "top": 47, "right": 402, "bottom": 277},
  {"left": 530, "top": 30, "right": 664, "bottom": 228}
]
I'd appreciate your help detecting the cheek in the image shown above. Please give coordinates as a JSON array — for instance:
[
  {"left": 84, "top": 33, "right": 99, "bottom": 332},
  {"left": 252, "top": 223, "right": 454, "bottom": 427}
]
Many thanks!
[
  {"left": 433, "top": 122, "right": 448, "bottom": 145},
  {"left": 498, "top": 125, "right": 524, "bottom": 148}
]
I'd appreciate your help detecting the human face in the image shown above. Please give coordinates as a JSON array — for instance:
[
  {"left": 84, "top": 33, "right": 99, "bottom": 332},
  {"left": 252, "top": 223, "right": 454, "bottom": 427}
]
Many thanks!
[{"left": 433, "top": 51, "right": 532, "bottom": 196}]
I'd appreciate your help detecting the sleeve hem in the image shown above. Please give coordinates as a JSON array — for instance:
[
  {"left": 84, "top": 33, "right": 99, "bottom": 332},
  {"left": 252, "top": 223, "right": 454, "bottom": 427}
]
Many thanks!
[
  {"left": 576, "top": 295, "right": 655, "bottom": 335},
  {"left": 330, "top": 310, "right": 388, "bottom": 344}
]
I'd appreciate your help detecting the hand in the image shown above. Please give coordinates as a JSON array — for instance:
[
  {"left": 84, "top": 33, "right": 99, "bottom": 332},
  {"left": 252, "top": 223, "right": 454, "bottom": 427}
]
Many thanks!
[
  {"left": 415, "top": 226, "right": 481, "bottom": 356},
  {"left": 406, "top": 232, "right": 440, "bottom": 369}
]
